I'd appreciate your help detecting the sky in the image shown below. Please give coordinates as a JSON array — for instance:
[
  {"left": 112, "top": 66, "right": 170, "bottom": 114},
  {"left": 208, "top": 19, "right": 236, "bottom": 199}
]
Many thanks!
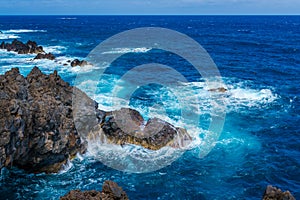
[{"left": 0, "top": 0, "right": 299, "bottom": 15}]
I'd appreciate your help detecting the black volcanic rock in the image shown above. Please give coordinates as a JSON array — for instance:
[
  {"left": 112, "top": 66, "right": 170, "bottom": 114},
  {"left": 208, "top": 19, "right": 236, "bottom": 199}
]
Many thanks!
[
  {"left": 0, "top": 39, "right": 44, "bottom": 54},
  {"left": 0, "top": 67, "right": 86, "bottom": 173},
  {"left": 91, "top": 108, "right": 192, "bottom": 150},
  {"left": 60, "top": 180, "right": 129, "bottom": 200},
  {"left": 262, "top": 185, "right": 295, "bottom": 200},
  {"left": 71, "top": 59, "right": 88, "bottom": 67},
  {"left": 34, "top": 52, "right": 55, "bottom": 60},
  {"left": 0, "top": 67, "right": 191, "bottom": 173}
]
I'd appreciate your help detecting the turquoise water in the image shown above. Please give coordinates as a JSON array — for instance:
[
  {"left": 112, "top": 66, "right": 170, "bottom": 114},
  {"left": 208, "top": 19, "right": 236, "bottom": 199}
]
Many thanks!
[{"left": 0, "top": 16, "right": 299, "bottom": 199}]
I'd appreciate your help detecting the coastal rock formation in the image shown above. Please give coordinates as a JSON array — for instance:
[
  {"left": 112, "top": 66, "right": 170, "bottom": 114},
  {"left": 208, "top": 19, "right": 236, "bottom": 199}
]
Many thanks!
[
  {"left": 34, "top": 52, "right": 56, "bottom": 60},
  {"left": 0, "top": 67, "right": 86, "bottom": 173},
  {"left": 71, "top": 59, "right": 88, "bottom": 67},
  {"left": 0, "top": 67, "right": 191, "bottom": 173},
  {"left": 88, "top": 108, "right": 192, "bottom": 150},
  {"left": 0, "top": 39, "right": 44, "bottom": 54},
  {"left": 262, "top": 185, "right": 295, "bottom": 200},
  {"left": 60, "top": 180, "right": 129, "bottom": 200}
]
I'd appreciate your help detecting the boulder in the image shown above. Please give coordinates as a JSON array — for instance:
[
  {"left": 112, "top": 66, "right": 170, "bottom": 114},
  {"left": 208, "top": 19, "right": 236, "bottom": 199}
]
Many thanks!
[
  {"left": 93, "top": 108, "right": 192, "bottom": 150},
  {"left": 71, "top": 59, "right": 89, "bottom": 67},
  {"left": 60, "top": 180, "right": 129, "bottom": 200},
  {"left": 262, "top": 185, "right": 295, "bottom": 200},
  {"left": 34, "top": 52, "right": 55, "bottom": 60},
  {"left": 0, "top": 67, "right": 86, "bottom": 173}
]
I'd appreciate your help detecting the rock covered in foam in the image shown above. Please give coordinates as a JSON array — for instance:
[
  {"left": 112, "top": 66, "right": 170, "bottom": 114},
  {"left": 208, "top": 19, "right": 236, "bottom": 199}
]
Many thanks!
[
  {"left": 0, "top": 67, "right": 86, "bottom": 173},
  {"left": 60, "top": 180, "right": 129, "bottom": 200},
  {"left": 262, "top": 185, "right": 295, "bottom": 200}
]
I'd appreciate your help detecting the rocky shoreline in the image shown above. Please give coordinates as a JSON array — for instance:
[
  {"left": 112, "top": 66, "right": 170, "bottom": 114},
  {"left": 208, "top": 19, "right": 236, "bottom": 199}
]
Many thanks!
[
  {"left": 0, "top": 64, "right": 296, "bottom": 198},
  {"left": 0, "top": 67, "right": 296, "bottom": 199},
  {"left": 0, "top": 66, "right": 193, "bottom": 174},
  {"left": 0, "top": 39, "right": 88, "bottom": 66}
]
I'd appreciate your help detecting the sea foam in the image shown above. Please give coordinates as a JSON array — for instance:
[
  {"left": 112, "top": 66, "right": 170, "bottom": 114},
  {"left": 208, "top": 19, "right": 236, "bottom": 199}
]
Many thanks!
[
  {"left": 3, "top": 29, "right": 47, "bottom": 33},
  {"left": 102, "top": 47, "right": 152, "bottom": 54}
]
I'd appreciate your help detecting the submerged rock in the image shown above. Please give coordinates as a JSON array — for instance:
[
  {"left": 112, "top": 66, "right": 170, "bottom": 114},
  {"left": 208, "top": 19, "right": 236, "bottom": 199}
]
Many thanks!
[
  {"left": 0, "top": 39, "right": 44, "bottom": 54},
  {"left": 262, "top": 185, "right": 295, "bottom": 200},
  {"left": 208, "top": 87, "right": 227, "bottom": 92},
  {"left": 0, "top": 67, "right": 86, "bottom": 173},
  {"left": 60, "top": 180, "right": 129, "bottom": 200}
]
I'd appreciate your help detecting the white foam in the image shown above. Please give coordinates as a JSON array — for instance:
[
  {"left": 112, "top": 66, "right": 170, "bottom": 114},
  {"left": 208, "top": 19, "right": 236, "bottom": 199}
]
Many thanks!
[
  {"left": 58, "top": 17, "right": 77, "bottom": 20},
  {"left": 102, "top": 47, "right": 152, "bottom": 54},
  {"left": 0, "top": 34, "right": 20, "bottom": 39},
  {"left": 43, "top": 46, "right": 67, "bottom": 54},
  {"left": 226, "top": 87, "right": 277, "bottom": 109},
  {"left": 58, "top": 160, "right": 73, "bottom": 174},
  {"left": 87, "top": 135, "right": 183, "bottom": 173},
  {"left": 76, "top": 153, "right": 84, "bottom": 161},
  {"left": 3, "top": 29, "right": 47, "bottom": 33}
]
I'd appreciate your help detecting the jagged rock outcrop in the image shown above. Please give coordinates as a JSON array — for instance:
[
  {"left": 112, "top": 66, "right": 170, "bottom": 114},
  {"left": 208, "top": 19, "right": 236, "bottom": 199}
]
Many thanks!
[
  {"left": 34, "top": 52, "right": 56, "bottom": 60},
  {"left": 71, "top": 59, "right": 88, "bottom": 67},
  {"left": 0, "top": 39, "right": 44, "bottom": 54},
  {"left": 0, "top": 67, "right": 86, "bottom": 173},
  {"left": 88, "top": 108, "right": 192, "bottom": 150},
  {"left": 60, "top": 180, "right": 129, "bottom": 200},
  {"left": 0, "top": 67, "right": 191, "bottom": 173},
  {"left": 262, "top": 185, "right": 295, "bottom": 200}
]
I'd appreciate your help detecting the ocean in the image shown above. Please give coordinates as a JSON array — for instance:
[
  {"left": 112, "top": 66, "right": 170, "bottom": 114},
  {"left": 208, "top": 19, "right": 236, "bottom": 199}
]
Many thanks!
[{"left": 0, "top": 16, "right": 299, "bottom": 199}]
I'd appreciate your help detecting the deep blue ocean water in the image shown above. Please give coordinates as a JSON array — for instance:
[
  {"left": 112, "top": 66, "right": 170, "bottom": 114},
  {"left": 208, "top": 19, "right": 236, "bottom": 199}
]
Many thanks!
[{"left": 0, "top": 16, "right": 299, "bottom": 199}]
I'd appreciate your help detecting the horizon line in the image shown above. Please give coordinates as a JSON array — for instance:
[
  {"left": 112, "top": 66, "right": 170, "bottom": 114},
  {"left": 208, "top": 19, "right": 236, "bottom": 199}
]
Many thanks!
[{"left": 0, "top": 14, "right": 300, "bottom": 16}]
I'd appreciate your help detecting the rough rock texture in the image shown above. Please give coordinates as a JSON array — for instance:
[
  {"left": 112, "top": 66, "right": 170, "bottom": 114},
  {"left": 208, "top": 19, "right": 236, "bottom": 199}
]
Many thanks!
[
  {"left": 60, "top": 180, "right": 129, "bottom": 200},
  {"left": 0, "top": 39, "right": 44, "bottom": 54},
  {"left": 34, "top": 52, "right": 56, "bottom": 60},
  {"left": 0, "top": 67, "right": 191, "bottom": 173},
  {"left": 262, "top": 185, "right": 295, "bottom": 200},
  {"left": 71, "top": 59, "right": 88, "bottom": 67},
  {"left": 0, "top": 67, "right": 86, "bottom": 173},
  {"left": 89, "top": 108, "right": 192, "bottom": 150}
]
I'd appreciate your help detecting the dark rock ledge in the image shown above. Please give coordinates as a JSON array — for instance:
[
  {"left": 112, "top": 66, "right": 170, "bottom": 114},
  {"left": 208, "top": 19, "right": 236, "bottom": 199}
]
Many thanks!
[
  {"left": 0, "top": 39, "right": 44, "bottom": 54},
  {"left": 60, "top": 180, "right": 129, "bottom": 200},
  {"left": 0, "top": 39, "right": 56, "bottom": 61},
  {"left": 91, "top": 108, "right": 192, "bottom": 150}
]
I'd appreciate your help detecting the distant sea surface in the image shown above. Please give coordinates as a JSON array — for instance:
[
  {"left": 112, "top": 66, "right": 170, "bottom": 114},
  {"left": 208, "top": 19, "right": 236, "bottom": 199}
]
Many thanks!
[{"left": 0, "top": 16, "right": 299, "bottom": 199}]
